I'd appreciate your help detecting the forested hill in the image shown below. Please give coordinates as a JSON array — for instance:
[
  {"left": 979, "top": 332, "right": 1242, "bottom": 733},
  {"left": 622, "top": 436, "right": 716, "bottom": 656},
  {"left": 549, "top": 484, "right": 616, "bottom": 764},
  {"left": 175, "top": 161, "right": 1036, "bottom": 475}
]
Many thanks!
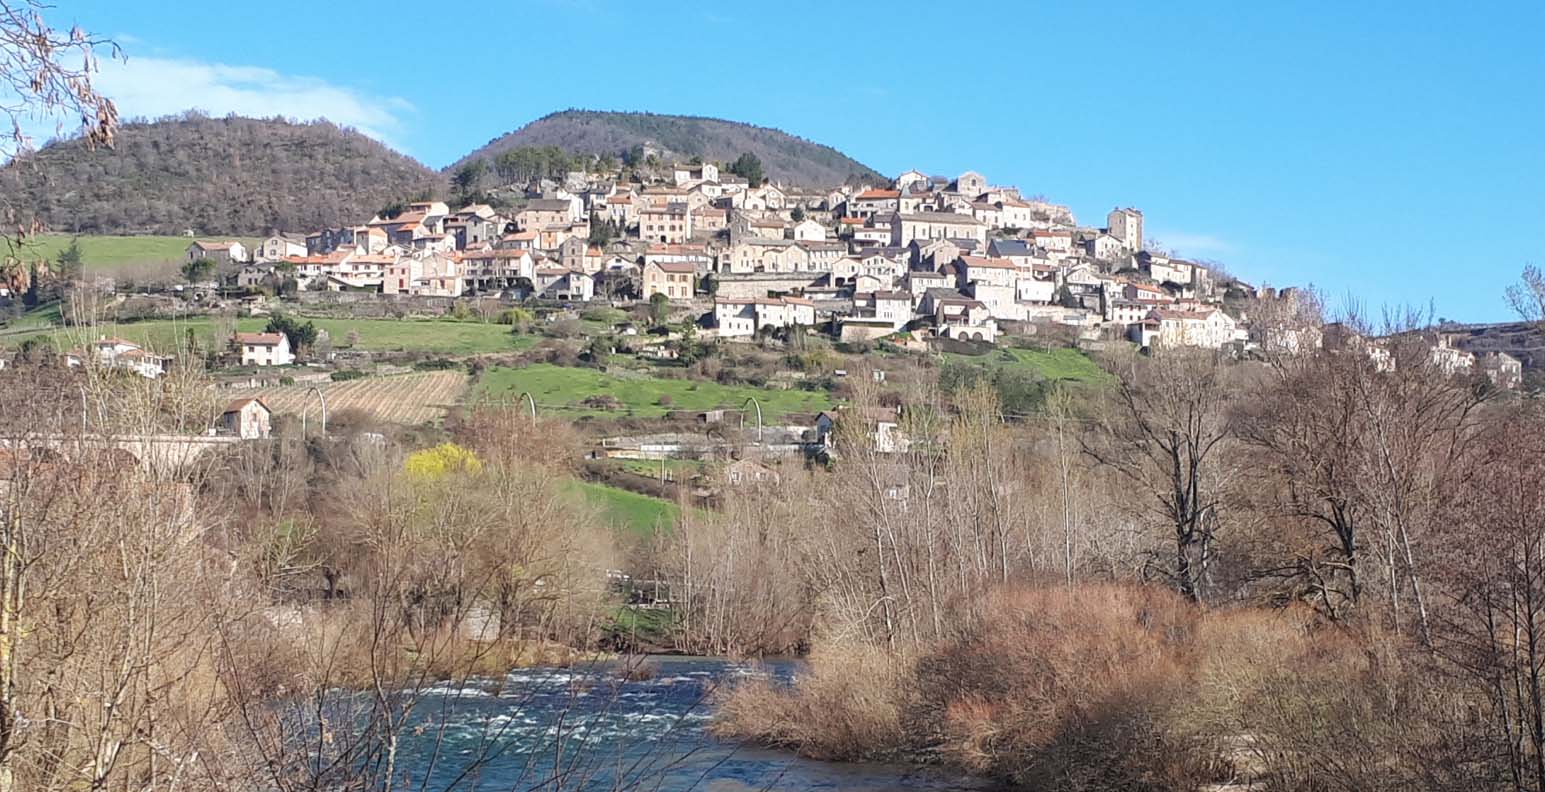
[
  {"left": 0, "top": 115, "right": 445, "bottom": 236},
  {"left": 453, "top": 109, "right": 887, "bottom": 187}
]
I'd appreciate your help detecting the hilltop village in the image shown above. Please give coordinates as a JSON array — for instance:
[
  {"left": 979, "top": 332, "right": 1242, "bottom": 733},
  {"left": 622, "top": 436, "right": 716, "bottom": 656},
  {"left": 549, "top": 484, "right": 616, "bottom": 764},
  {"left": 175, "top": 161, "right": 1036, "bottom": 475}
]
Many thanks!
[
  {"left": 156, "top": 160, "right": 1509, "bottom": 386},
  {"left": 5, "top": 153, "right": 1522, "bottom": 401},
  {"left": 206, "top": 165, "right": 1237, "bottom": 349}
]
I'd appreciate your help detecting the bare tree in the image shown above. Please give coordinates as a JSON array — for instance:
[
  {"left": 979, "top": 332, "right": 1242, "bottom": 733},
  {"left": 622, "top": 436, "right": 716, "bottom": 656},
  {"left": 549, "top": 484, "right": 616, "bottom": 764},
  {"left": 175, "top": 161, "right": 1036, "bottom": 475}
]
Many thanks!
[
  {"left": 1506, "top": 264, "right": 1545, "bottom": 327},
  {"left": 1434, "top": 408, "right": 1545, "bottom": 791},
  {"left": 1236, "top": 349, "right": 1373, "bottom": 618},
  {"left": 1087, "top": 349, "right": 1237, "bottom": 603},
  {"left": 1, "top": 0, "right": 118, "bottom": 253}
]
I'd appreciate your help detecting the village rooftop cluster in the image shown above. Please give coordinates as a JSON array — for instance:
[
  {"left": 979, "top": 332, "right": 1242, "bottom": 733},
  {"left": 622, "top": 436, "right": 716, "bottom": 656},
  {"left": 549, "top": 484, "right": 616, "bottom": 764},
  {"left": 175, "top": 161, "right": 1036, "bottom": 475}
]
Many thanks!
[{"left": 166, "top": 160, "right": 1521, "bottom": 386}]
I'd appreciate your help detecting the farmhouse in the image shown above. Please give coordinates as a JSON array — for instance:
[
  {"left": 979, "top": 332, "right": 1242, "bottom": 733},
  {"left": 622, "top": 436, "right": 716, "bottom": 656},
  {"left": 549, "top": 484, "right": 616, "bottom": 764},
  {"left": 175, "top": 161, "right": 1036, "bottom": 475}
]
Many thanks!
[
  {"left": 220, "top": 398, "right": 273, "bottom": 439},
  {"left": 187, "top": 240, "right": 248, "bottom": 266},
  {"left": 233, "top": 332, "right": 294, "bottom": 367}
]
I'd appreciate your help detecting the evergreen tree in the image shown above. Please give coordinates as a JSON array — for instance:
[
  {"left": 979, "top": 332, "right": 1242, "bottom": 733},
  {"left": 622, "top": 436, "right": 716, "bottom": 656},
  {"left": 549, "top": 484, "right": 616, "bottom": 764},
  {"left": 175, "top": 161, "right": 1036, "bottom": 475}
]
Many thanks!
[
  {"left": 728, "top": 152, "right": 765, "bottom": 186},
  {"left": 54, "top": 237, "right": 83, "bottom": 281}
]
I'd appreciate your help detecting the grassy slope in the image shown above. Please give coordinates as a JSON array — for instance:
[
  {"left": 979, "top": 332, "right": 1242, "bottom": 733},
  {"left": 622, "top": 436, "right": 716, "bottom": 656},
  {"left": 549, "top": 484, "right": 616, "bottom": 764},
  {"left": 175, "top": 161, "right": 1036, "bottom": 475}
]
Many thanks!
[
  {"left": 477, "top": 363, "right": 833, "bottom": 421},
  {"left": 0, "top": 315, "right": 536, "bottom": 355},
  {"left": 9, "top": 235, "right": 264, "bottom": 270},
  {"left": 945, "top": 347, "right": 1112, "bottom": 384},
  {"left": 565, "top": 480, "right": 678, "bottom": 536}
]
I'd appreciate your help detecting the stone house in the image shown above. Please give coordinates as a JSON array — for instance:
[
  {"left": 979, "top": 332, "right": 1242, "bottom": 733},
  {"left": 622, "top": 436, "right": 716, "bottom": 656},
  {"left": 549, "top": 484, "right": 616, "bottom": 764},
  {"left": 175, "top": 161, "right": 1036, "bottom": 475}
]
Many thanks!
[
  {"left": 952, "top": 171, "right": 987, "bottom": 196},
  {"left": 220, "top": 398, "right": 272, "bottom": 439},
  {"left": 539, "top": 269, "right": 595, "bottom": 301},
  {"left": 1480, "top": 352, "right": 1524, "bottom": 389},
  {"left": 187, "top": 240, "right": 248, "bottom": 266},
  {"left": 256, "top": 235, "right": 307, "bottom": 262},
  {"left": 1107, "top": 207, "right": 1144, "bottom": 252},
  {"left": 639, "top": 202, "right": 692, "bottom": 244},
  {"left": 848, "top": 189, "right": 900, "bottom": 220},
  {"left": 643, "top": 260, "right": 696, "bottom": 301},
  {"left": 891, "top": 212, "right": 988, "bottom": 248},
  {"left": 724, "top": 458, "right": 780, "bottom": 487},
  {"left": 515, "top": 198, "right": 579, "bottom": 231},
  {"left": 1029, "top": 228, "right": 1074, "bottom": 254}
]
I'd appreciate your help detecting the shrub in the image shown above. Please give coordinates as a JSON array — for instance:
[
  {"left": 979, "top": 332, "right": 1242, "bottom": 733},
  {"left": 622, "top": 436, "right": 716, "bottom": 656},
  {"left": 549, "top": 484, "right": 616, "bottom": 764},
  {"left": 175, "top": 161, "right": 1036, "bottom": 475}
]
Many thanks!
[
  {"left": 714, "top": 642, "right": 912, "bottom": 761},
  {"left": 580, "top": 306, "right": 627, "bottom": 325},
  {"left": 581, "top": 394, "right": 623, "bottom": 411},
  {"left": 543, "top": 318, "right": 584, "bottom": 338},
  {"left": 716, "top": 585, "right": 1372, "bottom": 791},
  {"left": 330, "top": 369, "right": 366, "bottom": 382},
  {"left": 910, "top": 586, "right": 1219, "bottom": 790},
  {"left": 405, "top": 443, "right": 483, "bottom": 480},
  {"left": 499, "top": 308, "right": 535, "bottom": 332}
]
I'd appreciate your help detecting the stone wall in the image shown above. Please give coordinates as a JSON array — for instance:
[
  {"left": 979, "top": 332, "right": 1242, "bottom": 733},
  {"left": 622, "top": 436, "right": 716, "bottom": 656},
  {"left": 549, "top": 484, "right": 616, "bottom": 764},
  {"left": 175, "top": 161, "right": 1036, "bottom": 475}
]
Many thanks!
[{"left": 714, "top": 273, "right": 823, "bottom": 300}]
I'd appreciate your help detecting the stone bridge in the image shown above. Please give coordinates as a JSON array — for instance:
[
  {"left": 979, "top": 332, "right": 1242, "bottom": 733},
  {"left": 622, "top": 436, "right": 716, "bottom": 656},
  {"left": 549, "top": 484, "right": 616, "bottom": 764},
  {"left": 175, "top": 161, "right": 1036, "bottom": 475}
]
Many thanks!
[{"left": 4, "top": 434, "right": 243, "bottom": 472}]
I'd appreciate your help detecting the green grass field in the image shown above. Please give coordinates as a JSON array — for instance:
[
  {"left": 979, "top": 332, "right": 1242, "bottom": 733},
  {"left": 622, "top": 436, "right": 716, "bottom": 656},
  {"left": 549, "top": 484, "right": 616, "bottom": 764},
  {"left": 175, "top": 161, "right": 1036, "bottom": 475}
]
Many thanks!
[
  {"left": 565, "top": 480, "right": 679, "bottom": 536},
  {"left": 945, "top": 346, "right": 1112, "bottom": 384},
  {"left": 7, "top": 235, "right": 264, "bottom": 271},
  {"left": 478, "top": 363, "right": 834, "bottom": 421},
  {"left": 617, "top": 458, "right": 704, "bottom": 479},
  {"left": 0, "top": 315, "right": 536, "bottom": 355}
]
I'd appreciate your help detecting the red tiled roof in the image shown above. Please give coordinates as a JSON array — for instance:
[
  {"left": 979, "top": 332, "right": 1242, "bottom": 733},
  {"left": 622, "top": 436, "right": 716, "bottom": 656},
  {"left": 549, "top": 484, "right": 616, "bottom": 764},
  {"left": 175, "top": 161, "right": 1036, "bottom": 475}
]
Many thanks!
[
  {"left": 223, "top": 397, "right": 270, "bottom": 414},
  {"left": 959, "top": 255, "right": 1015, "bottom": 269},
  {"left": 233, "top": 332, "right": 284, "bottom": 346}
]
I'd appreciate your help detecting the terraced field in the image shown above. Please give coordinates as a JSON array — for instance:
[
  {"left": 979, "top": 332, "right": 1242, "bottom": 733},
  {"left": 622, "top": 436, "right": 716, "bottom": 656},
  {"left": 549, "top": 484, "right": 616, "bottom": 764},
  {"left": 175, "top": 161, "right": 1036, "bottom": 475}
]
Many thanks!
[
  {"left": 477, "top": 363, "right": 834, "bottom": 422},
  {"left": 230, "top": 371, "right": 468, "bottom": 425}
]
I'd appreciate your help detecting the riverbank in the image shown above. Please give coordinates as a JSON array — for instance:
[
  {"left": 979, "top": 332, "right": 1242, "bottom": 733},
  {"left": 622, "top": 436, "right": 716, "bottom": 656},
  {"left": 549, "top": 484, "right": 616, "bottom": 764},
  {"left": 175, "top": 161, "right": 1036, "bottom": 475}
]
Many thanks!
[
  {"left": 711, "top": 584, "right": 1394, "bottom": 792},
  {"left": 399, "top": 656, "right": 994, "bottom": 792}
]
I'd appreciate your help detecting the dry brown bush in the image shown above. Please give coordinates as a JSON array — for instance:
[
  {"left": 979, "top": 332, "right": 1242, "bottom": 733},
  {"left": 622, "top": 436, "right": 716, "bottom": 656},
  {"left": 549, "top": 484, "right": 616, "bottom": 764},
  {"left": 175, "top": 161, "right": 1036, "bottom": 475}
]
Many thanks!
[
  {"left": 908, "top": 586, "right": 1218, "bottom": 791},
  {"left": 713, "top": 642, "right": 913, "bottom": 761},
  {"left": 716, "top": 584, "right": 1443, "bottom": 792}
]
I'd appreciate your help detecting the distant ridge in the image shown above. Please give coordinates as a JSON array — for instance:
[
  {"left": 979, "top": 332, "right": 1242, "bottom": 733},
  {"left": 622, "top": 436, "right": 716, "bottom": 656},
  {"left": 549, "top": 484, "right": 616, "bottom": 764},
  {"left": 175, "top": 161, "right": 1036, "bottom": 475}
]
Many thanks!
[
  {"left": 453, "top": 109, "right": 887, "bottom": 187},
  {"left": 0, "top": 115, "right": 445, "bottom": 236},
  {"left": 0, "top": 109, "right": 887, "bottom": 236}
]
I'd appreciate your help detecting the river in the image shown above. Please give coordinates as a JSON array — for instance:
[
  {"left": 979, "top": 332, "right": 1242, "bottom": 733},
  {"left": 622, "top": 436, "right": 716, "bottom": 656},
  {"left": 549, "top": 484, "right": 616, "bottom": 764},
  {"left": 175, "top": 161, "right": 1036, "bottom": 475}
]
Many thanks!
[{"left": 393, "top": 656, "right": 988, "bottom": 792}]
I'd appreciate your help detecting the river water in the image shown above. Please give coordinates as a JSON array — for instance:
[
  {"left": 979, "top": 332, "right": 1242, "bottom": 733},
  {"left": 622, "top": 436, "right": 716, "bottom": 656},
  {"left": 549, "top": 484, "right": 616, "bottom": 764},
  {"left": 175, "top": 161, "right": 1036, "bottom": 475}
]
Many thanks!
[{"left": 394, "top": 656, "right": 987, "bottom": 792}]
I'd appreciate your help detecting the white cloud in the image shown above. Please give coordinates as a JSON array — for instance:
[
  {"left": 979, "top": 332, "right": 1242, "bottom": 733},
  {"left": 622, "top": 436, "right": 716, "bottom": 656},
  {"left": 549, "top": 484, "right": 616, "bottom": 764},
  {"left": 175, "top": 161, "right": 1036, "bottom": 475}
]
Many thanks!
[
  {"left": 1151, "top": 230, "right": 1235, "bottom": 256},
  {"left": 91, "top": 55, "right": 413, "bottom": 149}
]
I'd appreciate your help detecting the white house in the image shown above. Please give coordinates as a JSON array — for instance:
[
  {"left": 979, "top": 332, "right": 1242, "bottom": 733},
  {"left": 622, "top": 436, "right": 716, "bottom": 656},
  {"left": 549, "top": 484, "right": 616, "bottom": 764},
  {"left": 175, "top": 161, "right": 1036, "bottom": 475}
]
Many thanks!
[
  {"left": 70, "top": 336, "right": 171, "bottom": 379},
  {"left": 870, "top": 291, "right": 914, "bottom": 329},
  {"left": 1085, "top": 233, "right": 1127, "bottom": 261},
  {"left": 792, "top": 219, "right": 827, "bottom": 242},
  {"left": 894, "top": 169, "right": 929, "bottom": 193},
  {"left": 713, "top": 296, "right": 817, "bottom": 337},
  {"left": 233, "top": 332, "right": 294, "bottom": 367},
  {"left": 539, "top": 269, "right": 595, "bottom": 301},
  {"left": 1135, "top": 308, "right": 1239, "bottom": 349}
]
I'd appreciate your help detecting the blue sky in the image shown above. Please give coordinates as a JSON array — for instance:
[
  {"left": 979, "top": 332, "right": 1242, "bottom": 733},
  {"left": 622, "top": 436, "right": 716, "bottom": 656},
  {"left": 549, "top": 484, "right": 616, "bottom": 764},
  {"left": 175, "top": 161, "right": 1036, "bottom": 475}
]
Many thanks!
[{"left": 51, "top": 0, "right": 1545, "bottom": 321}]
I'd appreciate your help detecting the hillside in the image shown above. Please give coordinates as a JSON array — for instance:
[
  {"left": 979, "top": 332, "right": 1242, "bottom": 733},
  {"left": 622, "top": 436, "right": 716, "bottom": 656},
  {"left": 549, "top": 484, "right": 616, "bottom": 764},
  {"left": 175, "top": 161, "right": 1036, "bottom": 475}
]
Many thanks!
[
  {"left": 0, "top": 115, "right": 445, "bottom": 236},
  {"left": 1449, "top": 321, "right": 1545, "bottom": 369},
  {"left": 454, "top": 109, "right": 886, "bottom": 187}
]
